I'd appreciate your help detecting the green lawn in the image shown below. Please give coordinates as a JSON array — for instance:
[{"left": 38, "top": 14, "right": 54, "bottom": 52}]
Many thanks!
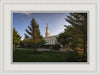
[{"left": 13, "top": 49, "right": 87, "bottom": 62}]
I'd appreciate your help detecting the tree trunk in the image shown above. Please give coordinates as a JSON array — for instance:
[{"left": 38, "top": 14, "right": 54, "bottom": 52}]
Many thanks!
[
  {"left": 13, "top": 44, "right": 16, "bottom": 51},
  {"left": 33, "top": 38, "right": 37, "bottom": 54}
]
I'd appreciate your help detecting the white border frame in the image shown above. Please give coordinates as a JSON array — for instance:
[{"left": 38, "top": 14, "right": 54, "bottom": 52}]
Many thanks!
[{"left": 0, "top": 0, "right": 100, "bottom": 75}]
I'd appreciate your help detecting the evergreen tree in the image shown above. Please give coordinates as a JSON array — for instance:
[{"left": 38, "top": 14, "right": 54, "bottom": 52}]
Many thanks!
[
  {"left": 65, "top": 13, "right": 87, "bottom": 54},
  {"left": 13, "top": 28, "right": 21, "bottom": 51},
  {"left": 57, "top": 25, "right": 77, "bottom": 48},
  {"left": 23, "top": 34, "right": 31, "bottom": 48},
  {"left": 25, "top": 18, "right": 45, "bottom": 54}
]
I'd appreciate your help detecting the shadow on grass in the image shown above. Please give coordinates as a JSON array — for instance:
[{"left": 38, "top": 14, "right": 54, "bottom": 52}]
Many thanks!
[{"left": 13, "top": 49, "right": 87, "bottom": 62}]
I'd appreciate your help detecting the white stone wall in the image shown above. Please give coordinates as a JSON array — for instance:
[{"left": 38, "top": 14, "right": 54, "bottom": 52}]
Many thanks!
[{"left": 44, "top": 35, "right": 58, "bottom": 45}]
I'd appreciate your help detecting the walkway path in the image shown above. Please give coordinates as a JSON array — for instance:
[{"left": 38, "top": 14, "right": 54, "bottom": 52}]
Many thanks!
[{"left": 16, "top": 48, "right": 68, "bottom": 52}]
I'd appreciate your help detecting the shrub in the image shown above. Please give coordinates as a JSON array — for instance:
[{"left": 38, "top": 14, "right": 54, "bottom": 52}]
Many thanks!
[
  {"left": 49, "top": 46, "right": 53, "bottom": 50},
  {"left": 52, "top": 44, "right": 61, "bottom": 50},
  {"left": 43, "top": 45, "right": 53, "bottom": 49}
]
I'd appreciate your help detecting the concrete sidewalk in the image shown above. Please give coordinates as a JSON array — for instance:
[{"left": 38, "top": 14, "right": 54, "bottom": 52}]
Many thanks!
[{"left": 16, "top": 48, "right": 68, "bottom": 52}]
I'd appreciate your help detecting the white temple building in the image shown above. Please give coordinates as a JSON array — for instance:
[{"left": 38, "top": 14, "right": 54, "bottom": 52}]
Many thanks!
[{"left": 44, "top": 24, "right": 58, "bottom": 45}]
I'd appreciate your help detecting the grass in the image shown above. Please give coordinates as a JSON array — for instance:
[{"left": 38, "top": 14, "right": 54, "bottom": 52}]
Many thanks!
[{"left": 13, "top": 49, "right": 87, "bottom": 62}]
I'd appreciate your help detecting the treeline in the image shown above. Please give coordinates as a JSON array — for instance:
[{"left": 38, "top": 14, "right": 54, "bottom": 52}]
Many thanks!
[{"left": 13, "top": 13, "right": 87, "bottom": 55}]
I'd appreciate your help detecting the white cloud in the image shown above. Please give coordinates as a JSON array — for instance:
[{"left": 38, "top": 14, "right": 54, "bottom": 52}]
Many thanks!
[{"left": 21, "top": 12, "right": 31, "bottom": 16}]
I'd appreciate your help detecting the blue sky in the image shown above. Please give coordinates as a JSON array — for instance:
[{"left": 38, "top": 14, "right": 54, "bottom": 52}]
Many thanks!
[{"left": 13, "top": 13, "right": 70, "bottom": 40}]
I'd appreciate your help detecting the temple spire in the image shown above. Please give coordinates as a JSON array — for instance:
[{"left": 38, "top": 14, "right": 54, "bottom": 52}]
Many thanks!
[{"left": 45, "top": 24, "right": 50, "bottom": 37}]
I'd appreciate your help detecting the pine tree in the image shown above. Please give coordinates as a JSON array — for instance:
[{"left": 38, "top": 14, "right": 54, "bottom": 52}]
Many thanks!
[
  {"left": 65, "top": 13, "right": 87, "bottom": 54},
  {"left": 23, "top": 34, "right": 31, "bottom": 49},
  {"left": 25, "top": 18, "right": 45, "bottom": 54},
  {"left": 13, "top": 28, "right": 21, "bottom": 51}
]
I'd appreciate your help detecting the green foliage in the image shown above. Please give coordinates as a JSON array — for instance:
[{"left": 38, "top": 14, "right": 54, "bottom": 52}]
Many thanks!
[
  {"left": 13, "top": 28, "right": 21, "bottom": 44},
  {"left": 66, "top": 51, "right": 87, "bottom": 62},
  {"left": 57, "top": 26, "right": 75, "bottom": 47},
  {"left": 49, "top": 46, "right": 53, "bottom": 50},
  {"left": 23, "top": 38, "right": 32, "bottom": 48},
  {"left": 57, "top": 13, "right": 87, "bottom": 53},
  {"left": 13, "top": 28, "right": 21, "bottom": 50},
  {"left": 13, "top": 49, "right": 87, "bottom": 62},
  {"left": 52, "top": 44, "right": 61, "bottom": 50},
  {"left": 24, "top": 18, "right": 45, "bottom": 53},
  {"left": 43, "top": 45, "right": 53, "bottom": 49},
  {"left": 66, "top": 13, "right": 87, "bottom": 53}
]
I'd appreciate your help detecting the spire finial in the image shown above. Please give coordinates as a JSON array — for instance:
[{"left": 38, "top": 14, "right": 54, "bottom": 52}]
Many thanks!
[{"left": 47, "top": 24, "right": 48, "bottom": 26}]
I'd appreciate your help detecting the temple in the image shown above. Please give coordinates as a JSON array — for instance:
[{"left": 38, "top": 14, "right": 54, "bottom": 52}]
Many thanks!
[{"left": 44, "top": 24, "right": 58, "bottom": 45}]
